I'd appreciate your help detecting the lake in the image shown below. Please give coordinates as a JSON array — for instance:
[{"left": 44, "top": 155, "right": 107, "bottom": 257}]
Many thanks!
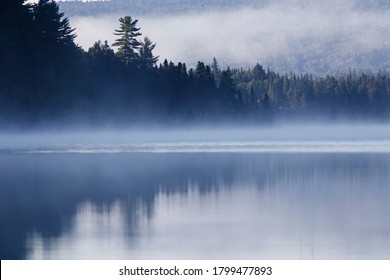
[{"left": 1, "top": 139, "right": 390, "bottom": 259}]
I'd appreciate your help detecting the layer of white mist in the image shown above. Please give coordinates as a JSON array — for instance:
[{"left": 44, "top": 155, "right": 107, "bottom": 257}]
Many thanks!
[
  {"left": 7, "top": 140, "right": 390, "bottom": 154},
  {"left": 1, "top": 124, "right": 390, "bottom": 153},
  {"left": 69, "top": 0, "right": 390, "bottom": 74}
]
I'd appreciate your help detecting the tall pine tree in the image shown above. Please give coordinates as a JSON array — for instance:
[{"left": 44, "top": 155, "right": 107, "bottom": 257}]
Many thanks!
[{"left": 113, "top": 16, "right": 141, "bottom": 66}]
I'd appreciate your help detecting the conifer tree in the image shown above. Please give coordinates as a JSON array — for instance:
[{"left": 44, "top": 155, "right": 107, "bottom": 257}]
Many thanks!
[
  {"left": 211, "top": 57, "right": 221, "bottom": 87},
  {"left": 219, "top": 67, "right": 239, "bottom": 111},
  {"left": 31, "top": 0, "right": 80, "bottom": 118},
  {"left": 113, "top": 16, "right": 141, "bottom": 65},
  {"left": 33, "top": 0, "right": 76, "bottom": 48},
  {"left": 138, "top": 36, "right": 159, "bottom": 69}
]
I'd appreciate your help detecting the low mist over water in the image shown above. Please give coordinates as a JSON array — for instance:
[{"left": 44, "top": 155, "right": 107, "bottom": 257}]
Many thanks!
[{"left": 1, "top": 123, "right": 390, "bottom": 150}]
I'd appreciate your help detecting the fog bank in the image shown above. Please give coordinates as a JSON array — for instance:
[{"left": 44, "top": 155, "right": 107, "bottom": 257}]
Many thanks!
[
  {"left": 1, "top": 124, "right": 390, "bottom": 151},
  {"left": 70, "top": 0, "right": 390, "bottom": 74}
]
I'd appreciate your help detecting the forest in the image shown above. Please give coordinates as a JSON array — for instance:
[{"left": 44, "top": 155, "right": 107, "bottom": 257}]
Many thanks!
[{"left": 1, "top": 0, "right": 390, "bottom": 127}]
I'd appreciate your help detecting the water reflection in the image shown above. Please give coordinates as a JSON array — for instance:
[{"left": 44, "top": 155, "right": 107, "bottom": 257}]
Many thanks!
[
  {"left": 0, "top": 153, "right": 389, "bottom": 259},
  {"left": 27, "top": 202, "right": 130, "bottom": 259}
]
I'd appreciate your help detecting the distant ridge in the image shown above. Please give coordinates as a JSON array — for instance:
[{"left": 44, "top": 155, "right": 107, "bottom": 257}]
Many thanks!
[
  {"left": 57, "top": 0, "right": 390, "bottom": 75},
  {"left": 58, "top": 0, "right": 270, "bottom": 16},
  {"left": 57, "top": 0, "right": 390, "bottom": 17}
]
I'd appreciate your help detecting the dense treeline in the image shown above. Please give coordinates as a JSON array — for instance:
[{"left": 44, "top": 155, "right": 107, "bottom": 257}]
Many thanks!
[
  {"left": 1, "top": 0, "right": 389, "bottom": 127},
  {"left": 233, "top": 65, "right": 390, "bottom": 120},
  {"left": 0, "top": 0, "right": 85, "bottom": 124}
]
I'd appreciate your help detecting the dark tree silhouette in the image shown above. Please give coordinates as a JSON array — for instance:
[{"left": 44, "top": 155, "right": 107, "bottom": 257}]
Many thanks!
[
  {"left": 138, "top": 36, "right": 159, "bottom": 69},
  {"left": 1, "top": 2, "right": 389, "bottom": 126},
  {"left": 29, "top": 0, "right": 81, "bottom": 120},
  {"left": 211, "top": 57, "right": 221, "bottom": 87}
]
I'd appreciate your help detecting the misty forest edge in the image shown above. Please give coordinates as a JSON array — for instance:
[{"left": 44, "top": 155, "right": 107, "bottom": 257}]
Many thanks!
[{"left": 1, "top": 0, "right": 390, "bottom": 128}]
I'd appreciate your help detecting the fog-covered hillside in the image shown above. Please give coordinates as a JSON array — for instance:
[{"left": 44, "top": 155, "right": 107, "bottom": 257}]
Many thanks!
[
  {"left": 65, "top": 0, "right": 390, "bottom": 75},
  {"left": 58, "top": 0, "right": 270, "bottom": 16},
  {"left": 58, "top": 0, "right": 390, "bottom": 17}
]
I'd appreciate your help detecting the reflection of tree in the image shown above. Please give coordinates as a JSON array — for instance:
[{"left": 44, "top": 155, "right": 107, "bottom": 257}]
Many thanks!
[
  {"left": 0, "top": 153, "right": 237, "bottom": 259},
  {"left": 0, "top": 153, "right": 389, "bottom": 259}
]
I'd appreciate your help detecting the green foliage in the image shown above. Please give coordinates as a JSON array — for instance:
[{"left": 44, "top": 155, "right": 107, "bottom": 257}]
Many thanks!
[
  {"left": 88, "top": 40, "right": 115, "bottom": 59},
  {"left": 220, "top": 68, "right": 238, "bottom": 105},
  {"left": 113, "top": 16, "right": 141, "bottom": 65},
  {"left": 138, "top": 37, "right": 159, "bottom": 69},
  {"left": 233, "top": 66, "right": 390, "bottom": 120}
]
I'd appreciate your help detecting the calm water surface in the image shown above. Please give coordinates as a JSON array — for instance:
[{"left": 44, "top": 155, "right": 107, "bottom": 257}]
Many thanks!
[{"left": 1, "top": 146, "right": 389, "bottom": 259}]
